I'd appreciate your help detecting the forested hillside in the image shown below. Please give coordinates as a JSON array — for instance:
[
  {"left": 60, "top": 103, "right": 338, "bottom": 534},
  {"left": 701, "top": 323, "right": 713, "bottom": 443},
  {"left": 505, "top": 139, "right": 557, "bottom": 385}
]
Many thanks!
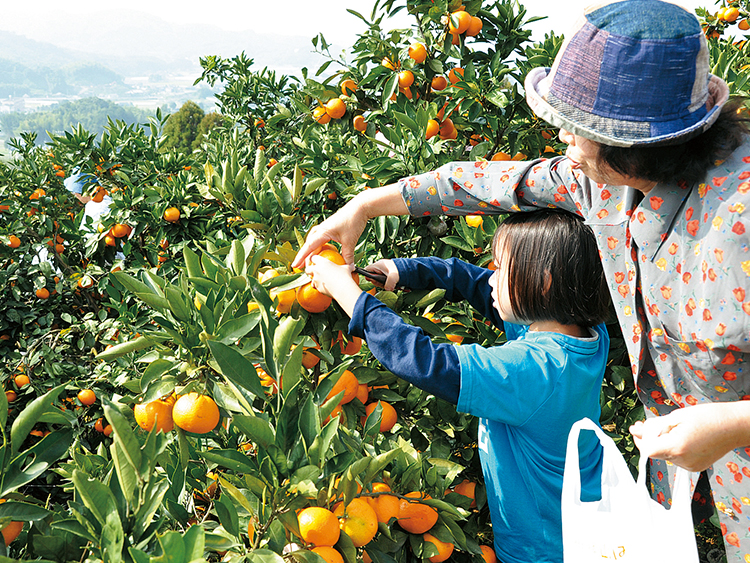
[{"left": 0, "top": 98, "right": 153, "bottom": 145}]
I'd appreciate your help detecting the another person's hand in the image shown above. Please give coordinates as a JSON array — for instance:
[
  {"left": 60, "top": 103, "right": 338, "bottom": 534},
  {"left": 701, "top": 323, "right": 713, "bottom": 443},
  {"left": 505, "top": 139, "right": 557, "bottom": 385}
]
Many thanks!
[
  {"left": 366, "top": 259, "right": 400, "bottom": 291},
  {"left": 630, "top": 401, "right": 750, "bottom": 472},
  {"left": 293, "top": 203, "right": 369, "bottom": 268},
  {"left": 292, "top": 184, "right": 408, "bottom": 269}
]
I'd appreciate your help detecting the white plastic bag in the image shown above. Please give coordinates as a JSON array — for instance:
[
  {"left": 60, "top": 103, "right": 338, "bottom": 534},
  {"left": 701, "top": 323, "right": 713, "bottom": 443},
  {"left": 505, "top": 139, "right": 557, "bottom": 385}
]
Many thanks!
[{"left": 562, "top": 418, "right": 698, "bottom": 562}]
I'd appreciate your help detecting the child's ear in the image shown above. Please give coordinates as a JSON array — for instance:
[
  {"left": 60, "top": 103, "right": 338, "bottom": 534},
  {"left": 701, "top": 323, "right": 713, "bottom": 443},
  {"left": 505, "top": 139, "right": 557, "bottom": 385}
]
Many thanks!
[{"left": 542, "top": 270, "right": 552, "bottom": 296}]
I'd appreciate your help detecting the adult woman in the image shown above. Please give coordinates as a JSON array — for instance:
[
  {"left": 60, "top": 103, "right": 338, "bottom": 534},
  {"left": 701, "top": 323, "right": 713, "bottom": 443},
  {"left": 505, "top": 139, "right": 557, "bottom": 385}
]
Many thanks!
[{"left": 294, "top": 0, "right": 750, "bottom": 557}]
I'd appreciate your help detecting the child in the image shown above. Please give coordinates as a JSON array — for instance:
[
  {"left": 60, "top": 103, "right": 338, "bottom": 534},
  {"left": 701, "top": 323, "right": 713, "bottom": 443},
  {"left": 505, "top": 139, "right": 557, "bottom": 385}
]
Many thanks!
[{"left": 305, "top": 209, "right": 611, "bottom": 563}]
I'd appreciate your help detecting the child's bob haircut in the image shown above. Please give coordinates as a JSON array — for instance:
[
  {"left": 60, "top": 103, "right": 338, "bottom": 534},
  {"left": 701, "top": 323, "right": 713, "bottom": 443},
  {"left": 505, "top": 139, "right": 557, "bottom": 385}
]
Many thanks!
[{"left": 491, "top": 209, "right": 611, "bottom": 328}]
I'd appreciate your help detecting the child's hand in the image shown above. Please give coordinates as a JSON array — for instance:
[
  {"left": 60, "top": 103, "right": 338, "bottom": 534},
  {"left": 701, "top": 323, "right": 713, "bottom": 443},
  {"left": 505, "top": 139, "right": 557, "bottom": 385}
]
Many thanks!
[
  {"left": 367, "top": 259, "right": 400, "bottom": 291},
  {"left": 306, "top": 255, "right": 357, "bottom": 298},
  {"left": 306, "top": 256, "right": 362, "bottom": 318}
]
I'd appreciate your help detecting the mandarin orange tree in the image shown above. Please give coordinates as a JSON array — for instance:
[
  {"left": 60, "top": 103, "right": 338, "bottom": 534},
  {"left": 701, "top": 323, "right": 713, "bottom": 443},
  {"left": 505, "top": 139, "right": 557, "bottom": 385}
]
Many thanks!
[{"left": 0, "top": 0, "right": 739, "bottom": 560}]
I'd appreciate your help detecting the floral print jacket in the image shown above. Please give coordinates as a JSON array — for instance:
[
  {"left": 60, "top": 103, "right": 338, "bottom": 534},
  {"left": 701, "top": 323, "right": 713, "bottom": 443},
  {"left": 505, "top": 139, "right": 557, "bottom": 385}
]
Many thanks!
[{"left": 399, "top": 148, "right": 750, "bottom": 420}]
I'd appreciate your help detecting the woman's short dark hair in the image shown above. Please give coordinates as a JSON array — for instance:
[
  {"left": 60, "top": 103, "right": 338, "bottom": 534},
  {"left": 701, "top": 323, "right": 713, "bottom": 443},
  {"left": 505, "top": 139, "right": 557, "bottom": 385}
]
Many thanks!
[
  {"left": 597, "top": 98, "right": 750, "bottom": 186},
  {"left": 492, "top": 209, "right": 610, "bottom": 328}
]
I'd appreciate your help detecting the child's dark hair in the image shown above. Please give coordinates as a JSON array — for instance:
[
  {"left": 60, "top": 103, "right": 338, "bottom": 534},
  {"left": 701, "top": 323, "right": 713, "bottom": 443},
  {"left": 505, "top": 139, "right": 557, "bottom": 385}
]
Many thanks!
[{"left": 491, "top": 209, "right": 610, "bottom": 328}]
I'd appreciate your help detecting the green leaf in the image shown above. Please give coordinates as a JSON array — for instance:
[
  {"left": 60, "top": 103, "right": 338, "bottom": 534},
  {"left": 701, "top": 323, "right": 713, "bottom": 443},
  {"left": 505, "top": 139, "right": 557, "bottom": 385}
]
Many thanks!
[
  {"left": 208, "top": 340, "right": 266, "bottom": 398},
  {"left": 95, "top": 334, "right": 169, "bottom": 361},
  {"left": 229, "top": 239, "right": 246, "bottom": 277},
  {"left": 103, "top": 400, "right": 143, "bottom": 478},
  {"left": 0, "top": 387, "right": 6, "bottom": 428},
  {"left": 0, "top": 501, "right": 50, "bottom": 520},
  {"left": 2, "top": 428, "right": 73, "bottom": 495},
  {"left": 439, "top": 235, "right": 474, "bottom": 252},
  {"left": 309, "top": 418, "right": 340, "bottom": 468},
  {"left": 304, "top": 177, "right": 328, "bottom": 197},
  {"left": 247, "top": 548, "right": 286, "bottom": 563},
  {"left": 72, "top": 469, "right": 120, "bottom": 528},
  {"left": 298, "top": 393, "right": 319, "bottom": 454},
  {"left": 232, "top": 415, "right": 275, "bottom": 449},
  {"left": 215, "top": 312, "right": 261, "bottom": 345},
  {"left": 200, "top": 449, "right": 257, "bottom": 474},
  {"left": 217, "top": 476, "right": 255, "bottom": 515},
  {"left": 10, "top": 384, "right": 66, "bottom": 455},
  {"left": 414, "top": 289, "right": 446, "bottom": 309},
  {"left": 273, "top": 315, "right": 306, "bottom": 365},
  {"left": 112, "top": 271, "right": 157, "bottom": 297},
  {"left": 282, "top": 343, "right": 304, "bottom": 397},
  {"left": 111, "top": 438, "right": 139, "bottom": 506},
  {"left": 165, "top": 286, "right": 192, "bottom": 321},
  {"left": 393, "top": 111, "right": 419, "bottom": 133},
  {"left": 182, "top": 525, "right": 206, "bottom": 561},
  {"left": 215, "top": 493, "right": 240, "bottom": 538}
]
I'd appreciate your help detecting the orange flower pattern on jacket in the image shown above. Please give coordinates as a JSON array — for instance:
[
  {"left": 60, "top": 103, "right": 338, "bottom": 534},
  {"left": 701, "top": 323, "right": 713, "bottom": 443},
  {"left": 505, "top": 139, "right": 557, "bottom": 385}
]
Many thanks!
[{"left": 398, "top": 147, "right": 750, "bottom": 559}]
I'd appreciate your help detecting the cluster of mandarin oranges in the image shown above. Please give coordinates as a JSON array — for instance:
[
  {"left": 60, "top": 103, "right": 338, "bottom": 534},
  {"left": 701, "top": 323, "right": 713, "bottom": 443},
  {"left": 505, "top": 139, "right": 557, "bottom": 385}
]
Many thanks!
[
  {"left": 133, "top": 391, "right": 220, "bottom": 435},
  {"left": 295, "top": 481, "right": 495, "bottom": 563},
  {"left": 307, "top": 5, "right": 483, "bottom": 145}
]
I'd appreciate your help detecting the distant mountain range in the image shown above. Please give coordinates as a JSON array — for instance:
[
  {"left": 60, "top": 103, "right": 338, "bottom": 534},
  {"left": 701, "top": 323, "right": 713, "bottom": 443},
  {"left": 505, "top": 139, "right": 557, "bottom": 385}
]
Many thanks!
[{"left": 0, "top": 11, "right": 337, "bottom": 84}]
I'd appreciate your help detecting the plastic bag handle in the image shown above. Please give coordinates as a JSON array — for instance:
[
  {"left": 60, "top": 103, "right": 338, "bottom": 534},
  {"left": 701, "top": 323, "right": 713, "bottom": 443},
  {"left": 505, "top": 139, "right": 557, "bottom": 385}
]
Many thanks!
[
  {"left": 565, "top": 418, "right": 695, "bottom": 509},
  {"left": 564, "top": 418, "right": 631, "bottom": 503}
]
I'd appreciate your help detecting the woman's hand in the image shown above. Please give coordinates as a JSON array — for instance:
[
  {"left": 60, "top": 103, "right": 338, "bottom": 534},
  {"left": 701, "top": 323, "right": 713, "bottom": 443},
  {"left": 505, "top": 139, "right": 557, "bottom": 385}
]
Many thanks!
[
  {"left": 630, "top": 401, "right": 750, "bottom": 472},
  {"left": 365, "top": 259, "right": 400, "bottom": 291},
  {"left": 293, "top": 203, "right": 369, "bottom": 268},
  {"left": 292, "top": 184, "right": 409, "bottom": 269},
  {"left": 305, "top": 255, "right": 362, "bottom": 317}
]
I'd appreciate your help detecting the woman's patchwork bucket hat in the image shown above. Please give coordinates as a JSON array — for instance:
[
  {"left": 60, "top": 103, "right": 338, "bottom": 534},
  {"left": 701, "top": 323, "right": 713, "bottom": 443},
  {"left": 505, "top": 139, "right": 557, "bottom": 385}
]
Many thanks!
[{"left": 525, "top": 0, "right": 730, "bottom": 147}]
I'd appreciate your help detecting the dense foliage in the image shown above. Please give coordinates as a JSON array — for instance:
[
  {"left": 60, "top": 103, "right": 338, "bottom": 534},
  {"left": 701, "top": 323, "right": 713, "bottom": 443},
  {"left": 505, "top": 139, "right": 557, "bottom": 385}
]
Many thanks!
[{"left": 0, "top": 1, "right": 746, "bottom": 562}]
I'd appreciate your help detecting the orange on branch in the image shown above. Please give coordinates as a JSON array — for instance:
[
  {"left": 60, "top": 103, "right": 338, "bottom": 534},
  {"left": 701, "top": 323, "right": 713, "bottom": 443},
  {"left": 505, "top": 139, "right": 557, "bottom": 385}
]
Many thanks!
[
  {"left": 111, "top": 223, "right": 131, "bottom": 238},
  {"left": 363, "top": 401, "right": 397, "bottom": 432},
  {"left": 326, "top": 98, "right": 347, "bottom": 119},
  {"left": 164, "top": 206, "right": 181, "bottom": 222},
  {"left": 340, "top": 79, "right": 358, "bottom": 95},
  {"left": 272, "top": 287, "right": 297, "bottom": 314},
  {"left": 7, "top": 235, "right": 20, "bottom": 248},
  {"left": 408, "top": 42, "right": 428, "bottom": 63},
  {"left": 431, "top": 75, "right": 448, "bottom": 91},
  {"left": 13, "top": 374, "right": 29, "bottom": 388},
  {"left": 491, "top": 152, "right": 511, "bottom": 161},
  {"left": 397, "top": 70, "right": 414, "bottom": 89},
  {"left": 353, "top": 115, "right": 367, "bottom": 132},
  {"left": 367, "top": 483, "right": 400, "bottom": 523},
  {"left": 448, "top": 67, "right": 464, "bottom": 85},
  {"left": 337, "top": 331, "right": 362, "bottom": 355},
  {"left": 480, "top": 545, "right": 498, "bottom": 563},
  {"left": 448, "top": 10, "right": 472, "bottom": 34},
  {"left": 312, "top": 546, "right": 344, "bottom": 563},
  {"left": 454, "top": 479, "right": 477, "bottom": 507},
  {"left": 313, "top": 106, "right": 331, "bottom": 124},
  {"left": 426, "top": 119, "right": 440, "bottom": 140},
  {"left": 297, "top": 282, "right": 332, "bottom": 313},
  {"left": 398, "top": 492, "right": 438, "bottom": 534},
  {"left": 134, "top": 398, "right": 175, "bottom": 433},
  {"left": 297, "top": 506, "right": 340, "bottom": 547},
  {"left": 334, "top": 498, "right": 378, "bottom": 547},
  {"left": 423, "top": 533, "right": 454, "bottom": 563},
  {"left": 355, "top": 383, "right": 369, "bottom": 404},
  {"left": 77, "top": 389, "right": 96, "bottom": 406},
  {"left": 466, "top": 16, "right": 483, "bottom": 36},
  {"left": 321, "top": 369, "right": 359, "bottom": 405},
  {"left": 35, "top": 288, "right": 50, "bottom": 299},
  {"left": 172, "top": 393, "right": 220, "bottom": 434}
]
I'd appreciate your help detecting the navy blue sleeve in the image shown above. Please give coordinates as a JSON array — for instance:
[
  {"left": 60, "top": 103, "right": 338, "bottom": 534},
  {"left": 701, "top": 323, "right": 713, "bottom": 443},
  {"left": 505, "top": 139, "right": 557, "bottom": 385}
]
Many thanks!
[
  {"left": 393, "top": 257, "right": 504, "bottom": 329},
  {"left": 348, "top": 292, "right": 459, "bottom": 404}
]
